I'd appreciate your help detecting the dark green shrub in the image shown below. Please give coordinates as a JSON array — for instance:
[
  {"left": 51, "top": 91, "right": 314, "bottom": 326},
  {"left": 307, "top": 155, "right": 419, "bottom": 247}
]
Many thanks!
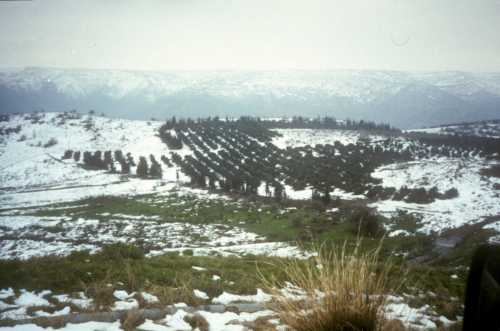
[
  {"left": 441, "top": 187, "right": 459, "bottom": 199},
  {"left": 101, "top": 243, "right": 144, "bottom": 260},
  {"left": 136, "top": 156, "right": 149, "bottom": 178},
  {"left": 348, "top": 208, "right": 383, "bottom": 238}
]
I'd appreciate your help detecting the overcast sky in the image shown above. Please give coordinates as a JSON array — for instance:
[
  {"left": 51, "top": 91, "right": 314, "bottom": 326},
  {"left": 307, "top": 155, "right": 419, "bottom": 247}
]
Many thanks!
[{"left": 1, "top": 0, "right": 500, "bottom": 72}]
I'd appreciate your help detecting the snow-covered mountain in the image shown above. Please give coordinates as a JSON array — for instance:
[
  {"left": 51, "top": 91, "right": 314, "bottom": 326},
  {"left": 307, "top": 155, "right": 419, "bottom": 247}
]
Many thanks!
[{"left": 1, "top": 67, "right": 500, "bottom": 128}]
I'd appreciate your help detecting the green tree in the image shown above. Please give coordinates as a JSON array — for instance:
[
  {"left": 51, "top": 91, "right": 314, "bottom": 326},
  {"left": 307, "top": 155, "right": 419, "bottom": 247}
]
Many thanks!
[{"left": 136, "top": 156, "right": 149, "bottom": 178}]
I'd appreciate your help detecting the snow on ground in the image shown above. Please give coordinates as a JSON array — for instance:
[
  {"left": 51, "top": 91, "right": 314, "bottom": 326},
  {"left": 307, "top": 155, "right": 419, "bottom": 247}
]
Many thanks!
[
  {"left": 271, "top": 129, "right": 368, "bottom": 148},
  {"left": 384, "top": 299, "right": 442, "bottom": 330},
  {"left": 0, "top": 287, "right": 458, "bottom": 330},
  {"left": 0, "top": 215, "right": 64, "bottom": 230},
  {"left": 0, "top": 289, "right": 160, "bottom": 322},
  {"left": 0, "top": 214, "right": 308, "bottom": 260},
  {"left": 212, "top": 289, "right": 271, "bottom": 305},
  {"left": 0, "top": 290, "right": 88, "bottom": 321},
  {"left": 370, "top": 157, "right": 500, "bottom": 233},
  {"left": 14, "top": 290, "right": 51, "bottom": 307},
  {"left": 0, "top": 321, "right": 123, "bottom": 331},
  {"left": 0, "top": 179, "right": 170, "bottom": 210},
  {"left": 0, "top": 113, "right": 193, "bottom": 209},
  {"left": 52, "top": 293, "right": 93, "bottom": 310},
  {"left": 193, "top": 289, "right": 209, "bottom": 300},
  {"left": 407, "top": 121, "right": 500, "bottom": 139},
  {"left": 258, "top": 184, "right": 365, "bottom": 201},
  {"left": 282, "top": 185, "right": 312, "bottom": 200},
  {"left": 150, "top": 242, "right": 313, "bottom": 259}
]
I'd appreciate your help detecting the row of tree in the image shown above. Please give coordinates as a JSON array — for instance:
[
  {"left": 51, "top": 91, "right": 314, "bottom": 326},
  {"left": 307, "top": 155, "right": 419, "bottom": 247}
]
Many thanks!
[
  {"left": 366, "top": 185, "right": 459, "bottom": 204},
  {"left": 157, "top": 118, "right": 490, "bottom": 203},
  {"left": 158, "top": 121, "right": 417, "bottom": 202},
  {"left": 62, "top": 150, "right": 166, "bottom": 179}
]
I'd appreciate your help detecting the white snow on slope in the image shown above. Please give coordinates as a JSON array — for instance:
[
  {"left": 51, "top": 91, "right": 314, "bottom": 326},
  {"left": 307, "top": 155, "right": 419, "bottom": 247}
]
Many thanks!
[
  {"left": 3, "top": 68, "right": 500, "bottom": 103},
  {"left": 408, "top": 121, "right": 500, "bottom": 139},
  {"left": 271, "top": 128, "right": 382, "bottom": 148},
  {"left": 0, "top": 113, "right": 192, "bottom": 209},
  {"left": 370, "top": 157, "right": 500, "bottom": 233},
  {"left": 0, "top": 68, "right": 415, "bottom": 103},
  {"left": 1, "top": 112, "right": 498, "bottom": 237}
]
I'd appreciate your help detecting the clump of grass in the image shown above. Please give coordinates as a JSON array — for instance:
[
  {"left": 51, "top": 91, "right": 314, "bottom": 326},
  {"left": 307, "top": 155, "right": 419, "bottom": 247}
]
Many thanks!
[
  {"left": 121, "top": 309, "right": 145, "bottom": 331},
  {"left": 184, "top": 313, "right": 209, "bottom": 331},
  {"left": 101, "top": 243, "right": 145, "bottom": 260},
  {"left": 348, "top": 208, "right": 384, "bottom": 238},
  {"left": 263, "top": 241, "right": 399, "bottom": 331},
  {"left": 86, "top": 284, "right": 115, "bottom": 311}
]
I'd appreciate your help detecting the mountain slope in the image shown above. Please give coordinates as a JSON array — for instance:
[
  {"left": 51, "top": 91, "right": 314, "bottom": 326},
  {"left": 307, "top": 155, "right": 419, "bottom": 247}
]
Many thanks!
[{"left": 1, "top": 68, "right": 500, "bottom": 128}]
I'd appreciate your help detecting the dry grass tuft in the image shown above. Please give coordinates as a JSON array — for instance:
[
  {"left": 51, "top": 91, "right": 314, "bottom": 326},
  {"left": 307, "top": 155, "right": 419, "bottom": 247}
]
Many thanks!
[
  {"left": 85, "top": 281, "right": 115, "bottom": 311},
  {"left": 32, "top": 316, "right": 67, "bottom": 329},
  {"left": 382, "top": 319, "right": 407, "bottom": 331},
  {"left": 262, "top": 241, "right": 400, "bottom": 331},
  {"left": 184, "top": 313, "right": 210, "bottom": 331},
  {"left": 238, "top": 316, "right": 278, "bottom": 331},
  {"left": 145, "top": 282, "right": 200, "bottom": 306},
  {"left": 120, "top": 309, "right": 145, "bottom": 331}
]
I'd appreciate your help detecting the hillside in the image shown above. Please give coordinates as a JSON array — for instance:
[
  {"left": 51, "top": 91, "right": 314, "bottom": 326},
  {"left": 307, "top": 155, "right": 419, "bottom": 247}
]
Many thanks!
[
  {"left": 1, "top": 112, "right": 498, "bottom": 233},
  {"left": 1, "top": 112, "right": 500, "bottom": 330},
  {"left": 408, "top": 119, "right": 500, "bottom": 139}
]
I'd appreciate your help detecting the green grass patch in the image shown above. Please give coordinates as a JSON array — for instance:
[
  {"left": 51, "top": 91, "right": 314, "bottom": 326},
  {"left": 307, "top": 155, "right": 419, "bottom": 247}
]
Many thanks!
[{"left": 0, "top": 243, "right": 288, "bottom": 302}]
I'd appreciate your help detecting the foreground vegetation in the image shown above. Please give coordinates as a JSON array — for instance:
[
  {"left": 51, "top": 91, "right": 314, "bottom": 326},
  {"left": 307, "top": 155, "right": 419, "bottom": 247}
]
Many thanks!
[
  {"left": 264, "top": 243, "right": 394, "bottom": 331},
  {"left": 0, "top": 193, "right": 481, "bottom": 324}
]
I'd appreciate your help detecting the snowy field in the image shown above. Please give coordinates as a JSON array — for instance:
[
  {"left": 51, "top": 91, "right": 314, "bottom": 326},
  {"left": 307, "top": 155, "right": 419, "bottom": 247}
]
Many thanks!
[
  {"left": 0, "top": 214, "right": 295, "bottom": 260},
  {"left": 0, "top": 187, "right": 310, "bottom": 262},
  {"left": 1, "top": 114, "right": 375, "bottom": 208},
  {"left": 0, "top": 113, "right": 193, "bottom": 209},
  {"left": 407, "top": 121, "right": 500, "bottom": 139},
  {"left": 271, "top": 128, "right": 500, "bottom": 234},
  {"left": 370, "top": 157, "right": 500, "bottom": 233},
  {"left": 2, "top": 113, "right": 500, "bottom": 236},
  {"left": 0, "top": 113, "right": 316, "bottom": 262},
  {"left": 271, "top": 128, "right": 383, "bottom": 148}
]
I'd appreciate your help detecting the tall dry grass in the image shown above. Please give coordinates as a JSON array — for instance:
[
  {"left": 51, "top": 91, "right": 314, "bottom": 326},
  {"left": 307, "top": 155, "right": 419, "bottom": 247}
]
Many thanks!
[{"left": 262, "top": 241, "right": 400, "bottom": 331}]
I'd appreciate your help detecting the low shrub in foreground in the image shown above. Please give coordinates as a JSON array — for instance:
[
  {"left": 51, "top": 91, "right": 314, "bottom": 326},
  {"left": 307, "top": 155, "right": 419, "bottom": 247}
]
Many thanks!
[{"left": 263, "top": 242, "right": 399, "bottom": 331}]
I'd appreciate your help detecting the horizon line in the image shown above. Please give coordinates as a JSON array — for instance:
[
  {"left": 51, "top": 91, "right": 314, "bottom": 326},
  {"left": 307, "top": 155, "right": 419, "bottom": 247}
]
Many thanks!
[{"left": 1, "top": 65, "right": 500, "bottom": 74}]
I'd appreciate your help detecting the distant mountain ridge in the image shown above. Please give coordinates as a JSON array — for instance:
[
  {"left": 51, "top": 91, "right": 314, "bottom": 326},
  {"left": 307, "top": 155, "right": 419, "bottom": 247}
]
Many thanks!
[{"left": 1, "top": 67, "right": 499, "bottom": 129}]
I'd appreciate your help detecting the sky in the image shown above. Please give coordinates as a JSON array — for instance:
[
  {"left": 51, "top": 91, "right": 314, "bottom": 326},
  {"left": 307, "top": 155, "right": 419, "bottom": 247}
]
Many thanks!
[{"left": 0, "top": 0, "right": 500, "bottom": 72}]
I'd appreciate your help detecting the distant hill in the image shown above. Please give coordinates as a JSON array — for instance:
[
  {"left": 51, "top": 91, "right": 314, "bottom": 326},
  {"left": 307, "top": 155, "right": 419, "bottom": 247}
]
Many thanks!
[
  {"left": 1, "top": 67, "right": 499, "bottom": 129},
  {"left": 408, "top": 119, "right": 500, "bottom": 139}
]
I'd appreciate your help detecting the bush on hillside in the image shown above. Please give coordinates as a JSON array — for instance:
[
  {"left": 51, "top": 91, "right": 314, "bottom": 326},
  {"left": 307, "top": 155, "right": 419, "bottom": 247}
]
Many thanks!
[
  {"left": 73, "top": 151, "right": 81, "bottom": 162},
  {"left": 62, "top": 150, "right": 73, "bottom": 159},
  {"left": 136, "top": 156, "right": 149, "bottom": 178},
  {"left": 43, "top": 137, "right": 58, "bottom": 148},
  {"left": 149, "top": 155, "right": 162, "bottom": 179},
  {"left": 441, "top": 187, "right": 459, "bottom": 199}
]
